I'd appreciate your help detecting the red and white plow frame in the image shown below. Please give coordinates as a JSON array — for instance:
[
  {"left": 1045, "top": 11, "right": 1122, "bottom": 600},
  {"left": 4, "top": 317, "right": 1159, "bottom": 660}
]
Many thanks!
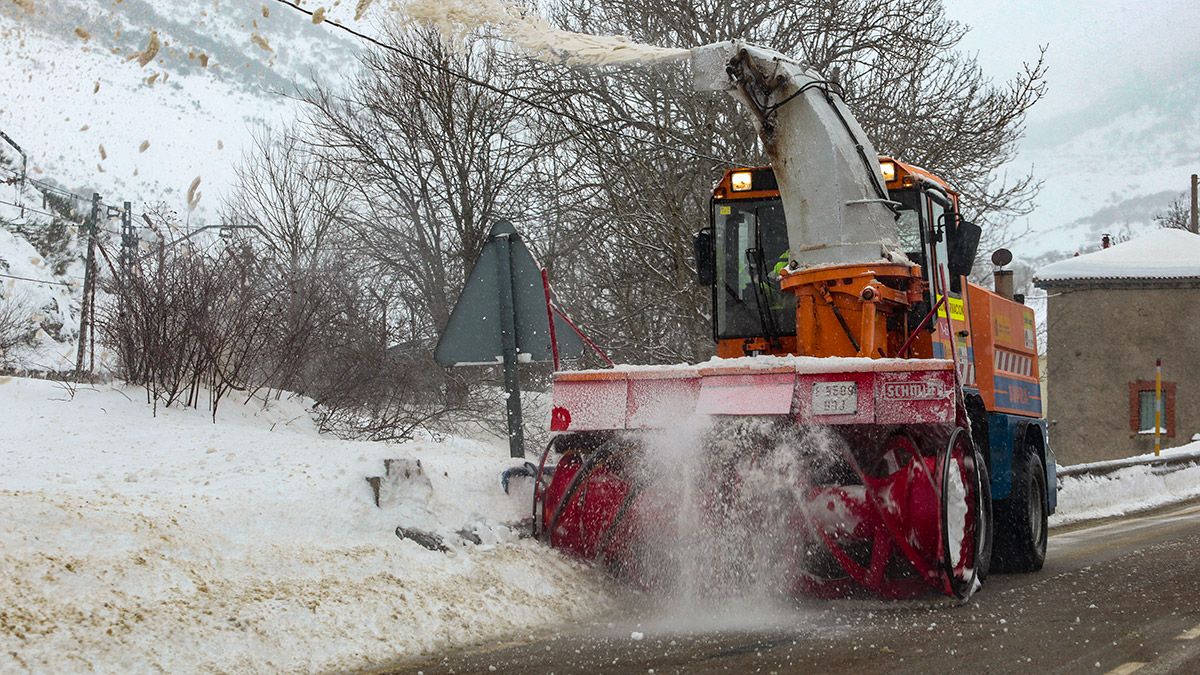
[{"left": 535, "top": 358, "right": 988, "bottom": 601}]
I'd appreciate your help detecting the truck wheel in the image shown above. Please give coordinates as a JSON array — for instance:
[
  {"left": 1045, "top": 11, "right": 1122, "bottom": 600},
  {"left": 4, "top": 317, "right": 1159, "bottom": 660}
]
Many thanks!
[
  {"left": 993, "top": 449, "right": 1047, "bottom": 573},
  {"left": 976, "top": 448, "right": 994, "bottom": 581}
]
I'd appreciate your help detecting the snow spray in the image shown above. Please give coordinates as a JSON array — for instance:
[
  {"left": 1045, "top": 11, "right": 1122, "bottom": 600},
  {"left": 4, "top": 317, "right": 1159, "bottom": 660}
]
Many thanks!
[
  {"left": 623, "top": 414, "right": 845, "bottom": 622},
  {"left": 399, "top": 0, "right": 691, "bottom": 65}
]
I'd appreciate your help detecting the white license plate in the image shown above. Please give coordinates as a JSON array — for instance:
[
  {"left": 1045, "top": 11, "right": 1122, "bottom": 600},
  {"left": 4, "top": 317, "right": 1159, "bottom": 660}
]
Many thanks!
[{"left": 812, "top": 381, "right": 857, "bottom": 415}]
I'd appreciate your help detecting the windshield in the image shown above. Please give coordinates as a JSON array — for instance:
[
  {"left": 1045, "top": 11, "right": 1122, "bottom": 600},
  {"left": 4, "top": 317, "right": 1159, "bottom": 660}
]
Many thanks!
[
  {"left": 890, "top": 188, "right": 928, "bottom": 269},
  {"left": 713, "top": 200, "right": 797, "bottom": 339}
]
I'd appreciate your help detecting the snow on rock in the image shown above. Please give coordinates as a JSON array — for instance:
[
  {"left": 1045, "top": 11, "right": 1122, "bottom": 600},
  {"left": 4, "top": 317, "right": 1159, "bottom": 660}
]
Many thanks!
[
  {"left": 0, "top": 377, "right": 611, "bottom": 673},
  {"left": 1035, "top": 228, "right": 1200, "bottom": 283},
  {"left": 0, "top": 222, "right": 84, "bottom": 370},
  {"left": 1051, "top": 439, "right": 1200, "bottom": 526}
]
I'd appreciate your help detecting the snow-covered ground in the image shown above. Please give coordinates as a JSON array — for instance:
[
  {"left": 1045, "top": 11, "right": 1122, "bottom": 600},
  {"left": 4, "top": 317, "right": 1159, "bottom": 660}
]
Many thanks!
[
  {"left": 0, "top": 376, "right": 610, "bottom": 673},
  {"left": 1051, "top": 440, "right": 1200, "bottom": 527},
  {"left": 4, "top": 369, "right": 1199, "bottom": 672}
]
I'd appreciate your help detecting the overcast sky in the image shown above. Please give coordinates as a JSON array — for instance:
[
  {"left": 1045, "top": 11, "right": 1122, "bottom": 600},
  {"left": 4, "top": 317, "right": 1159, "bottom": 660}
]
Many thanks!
[{"left": 944, "top": 0, "right": 1200, "bottom": 123}]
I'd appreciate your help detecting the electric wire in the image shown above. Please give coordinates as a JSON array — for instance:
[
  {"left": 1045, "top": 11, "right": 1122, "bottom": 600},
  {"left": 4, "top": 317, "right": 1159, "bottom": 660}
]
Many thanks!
[
  {"left": 0, "top": 165, "right": 93, "bottom": 205},
  {"left": 268, "top": 0, "right": 751, "bottom": 169},
  {"left": 0, "top": 271, "right": 78, "bottom": 287},
  {"left": 0, "top": 198, "right": 87, "bottom": 226}
]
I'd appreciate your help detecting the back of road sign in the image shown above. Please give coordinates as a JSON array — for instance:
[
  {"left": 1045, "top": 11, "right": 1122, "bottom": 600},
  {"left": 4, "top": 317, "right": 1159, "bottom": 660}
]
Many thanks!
[{"left": 434, "top": 220, "right": 583, "bottom": 367}]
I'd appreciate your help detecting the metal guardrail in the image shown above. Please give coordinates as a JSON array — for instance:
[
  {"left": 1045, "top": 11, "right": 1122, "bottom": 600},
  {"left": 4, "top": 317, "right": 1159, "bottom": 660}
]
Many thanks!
[{"left": 1057, "top": 448, "right": 1200, "bottom": 480}]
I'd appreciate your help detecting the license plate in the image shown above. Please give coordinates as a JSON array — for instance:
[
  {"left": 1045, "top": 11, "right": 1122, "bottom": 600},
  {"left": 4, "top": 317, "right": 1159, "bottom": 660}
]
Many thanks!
[{"left": 812, "top": 381, "right": 857, "bottom": 415}]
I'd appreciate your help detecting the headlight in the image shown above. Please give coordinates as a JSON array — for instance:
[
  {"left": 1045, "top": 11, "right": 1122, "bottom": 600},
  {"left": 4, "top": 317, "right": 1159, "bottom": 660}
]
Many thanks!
[
  {"left": 879, "top": 161, "right": 896, "bottom": 182},
  {"left": 730, "top": 170, "right": 753, "bottom": 191}
]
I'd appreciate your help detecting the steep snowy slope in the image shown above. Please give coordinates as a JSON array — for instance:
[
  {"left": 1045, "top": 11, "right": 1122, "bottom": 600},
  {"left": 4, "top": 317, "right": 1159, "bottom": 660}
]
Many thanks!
[
  {"left": 0, "top": 0, "right": 360, "bottom": 221},
  {"left": 1021, "top": 67, "right": 1200, "bottom": 255}
]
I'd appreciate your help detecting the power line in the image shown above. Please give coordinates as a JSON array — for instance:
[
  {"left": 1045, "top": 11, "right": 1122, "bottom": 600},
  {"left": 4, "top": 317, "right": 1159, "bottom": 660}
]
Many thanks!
[
  {"left": 0, "top": 165, "right": 94, "bottom": 205},
  {"left": 269, "top": 0, "right": 748, "bottom": 169},
  {"left": 0, "top": 271, "right": 78, "bottom": 287},
  {"left": 0, "top": 198, "right": 87, "bottom": 225}
]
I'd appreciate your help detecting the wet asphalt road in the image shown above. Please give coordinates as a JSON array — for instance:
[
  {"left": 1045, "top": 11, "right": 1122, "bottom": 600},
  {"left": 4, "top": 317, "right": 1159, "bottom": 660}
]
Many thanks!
[{"left": 378, "top": 500, "right": 1200, "bottom": 675}]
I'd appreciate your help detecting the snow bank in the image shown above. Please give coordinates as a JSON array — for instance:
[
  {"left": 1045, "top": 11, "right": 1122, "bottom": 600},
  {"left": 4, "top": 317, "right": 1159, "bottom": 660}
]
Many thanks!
[
  {"left": 1051, "top": 440, "right": 1200, "bottom": 526},
  {"left": 0, "top": 377, "right": 610, "bottom": 673}
]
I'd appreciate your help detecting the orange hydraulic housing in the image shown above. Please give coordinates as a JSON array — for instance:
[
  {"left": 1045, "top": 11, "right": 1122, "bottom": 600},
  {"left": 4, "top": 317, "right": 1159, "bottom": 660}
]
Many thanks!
[{"left": 779, "top": 263, "right": 926, "bottom": 359}]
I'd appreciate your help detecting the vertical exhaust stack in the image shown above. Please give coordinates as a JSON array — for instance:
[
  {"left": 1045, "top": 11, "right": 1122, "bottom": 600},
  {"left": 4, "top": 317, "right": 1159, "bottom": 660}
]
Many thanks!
[
  {"left": 691, "top": 41, "right": 908, "bottom": 270},
  {"left": 993, "top": 269, "right": 1015, "bottom": 300}
]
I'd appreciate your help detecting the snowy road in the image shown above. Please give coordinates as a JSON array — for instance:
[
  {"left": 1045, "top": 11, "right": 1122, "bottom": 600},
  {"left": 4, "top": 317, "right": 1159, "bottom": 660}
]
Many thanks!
[{"left": 382, "top": 499, "right": 1200, "bottom": 674}]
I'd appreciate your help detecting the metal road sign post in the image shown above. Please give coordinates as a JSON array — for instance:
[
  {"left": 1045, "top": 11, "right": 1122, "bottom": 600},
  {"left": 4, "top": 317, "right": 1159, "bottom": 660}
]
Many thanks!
[
  {"left": 494, "top": 232, "right": 524, "bottom": 459},
  {"left": 435, "top": 220, "right": 583, "bottom": 458}
]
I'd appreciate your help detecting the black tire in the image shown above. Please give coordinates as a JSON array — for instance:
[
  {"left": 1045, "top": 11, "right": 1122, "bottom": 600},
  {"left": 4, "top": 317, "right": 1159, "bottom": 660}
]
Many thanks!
[
  {"left": 992, "top": 448, "right": 1048, "bottom": 573},
  {"left": 976, "top": 448, "right": 994, "bottom": 581}
]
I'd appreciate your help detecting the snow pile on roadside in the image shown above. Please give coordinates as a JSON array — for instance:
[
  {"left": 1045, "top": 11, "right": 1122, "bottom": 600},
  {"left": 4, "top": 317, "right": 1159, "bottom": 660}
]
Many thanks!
[
  {"left": 0, "top": 377, "right": 611, "bottom": 673},
  {"left": 1051, "top": 440, "right": 1200, "bottom": 526}
]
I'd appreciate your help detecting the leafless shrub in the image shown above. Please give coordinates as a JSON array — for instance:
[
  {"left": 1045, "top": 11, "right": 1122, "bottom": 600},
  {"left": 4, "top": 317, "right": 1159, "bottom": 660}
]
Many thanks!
[
  {"left": 99, "top": 229, "right": 278, "bottom": 417},
  {"left": 0, "top": 291, "right": 36, "bottom": 367},
  {"left": 1154, "top": 194, "right": 1194, "bottom": 231}
]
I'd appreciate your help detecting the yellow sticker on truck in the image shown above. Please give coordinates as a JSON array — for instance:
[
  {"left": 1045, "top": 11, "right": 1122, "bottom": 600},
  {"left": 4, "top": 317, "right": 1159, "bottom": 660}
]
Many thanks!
[{"left": 935, "top": 295, "right": 966, "bottom": 322}]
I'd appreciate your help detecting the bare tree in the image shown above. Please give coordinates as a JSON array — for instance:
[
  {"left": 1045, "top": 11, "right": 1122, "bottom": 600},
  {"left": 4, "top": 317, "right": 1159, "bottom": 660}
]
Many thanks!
[
  {"left": 224, "top": 126, "right": 351, "bottom": 270},
  {"left": 533, "top": 0, "right": 1047, "bottom": 361},
  {"left": 0, "top": 291, "right": 34, "bottom": 367},
  {"left": 1154, "top": 195, "right": 1192, "bottom": 230},
  {"left": 300, "top": 27, "right": 549, "bottom": 345}
]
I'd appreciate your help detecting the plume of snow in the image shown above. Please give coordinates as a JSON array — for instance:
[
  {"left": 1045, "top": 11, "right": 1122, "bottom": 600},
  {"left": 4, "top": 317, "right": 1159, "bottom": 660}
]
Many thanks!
[
  {"left": 186, "top": 176, "right": 203, "bottom": 211},
  {"left": 400, "top": 0, "right": 690, "bottom": 66},
  {"left": 129, "top": 30, "right": 161, "bottom": 68}
]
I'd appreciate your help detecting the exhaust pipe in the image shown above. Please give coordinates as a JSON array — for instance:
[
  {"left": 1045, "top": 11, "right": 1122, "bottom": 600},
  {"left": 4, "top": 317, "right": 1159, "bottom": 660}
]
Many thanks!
[{"left": 994, "top": 269, "right": 1014, "bottom": 301}]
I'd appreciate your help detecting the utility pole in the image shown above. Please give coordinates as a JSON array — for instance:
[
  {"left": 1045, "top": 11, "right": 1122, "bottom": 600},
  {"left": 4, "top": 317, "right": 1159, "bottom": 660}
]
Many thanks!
[
  {"left": 75, "top": 193, "right": 101, "bottom": 376},
  {"left": 119, "top": 201, "right": 134, "bottom": 286},
  {"left": 1189, "top": 174, "right": 1198, "bottom": 234}
]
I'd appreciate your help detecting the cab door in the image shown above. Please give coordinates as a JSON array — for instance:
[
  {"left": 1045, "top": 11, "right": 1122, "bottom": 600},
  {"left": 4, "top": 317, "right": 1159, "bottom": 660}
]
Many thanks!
[{"left": 927, "top": 194, "right": 977, "bottom": 389}]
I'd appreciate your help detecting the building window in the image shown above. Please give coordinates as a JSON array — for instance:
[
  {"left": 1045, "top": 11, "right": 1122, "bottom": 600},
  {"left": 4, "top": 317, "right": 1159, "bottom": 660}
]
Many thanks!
[{"left": 1129, "top": 381, "right": 1176, "bottom": 437}]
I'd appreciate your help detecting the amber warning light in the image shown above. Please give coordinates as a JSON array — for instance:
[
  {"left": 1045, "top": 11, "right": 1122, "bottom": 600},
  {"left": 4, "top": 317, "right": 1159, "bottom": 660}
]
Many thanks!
[
  {"left": 880, "top": 161, "right": 896, "bottom": 182},
  {"left": 730, "top": 170, "right": 753, "bottom": 191}
]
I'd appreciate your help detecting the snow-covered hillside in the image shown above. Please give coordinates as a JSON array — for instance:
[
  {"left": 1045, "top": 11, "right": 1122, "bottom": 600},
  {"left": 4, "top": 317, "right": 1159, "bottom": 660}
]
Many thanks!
[
  {"left": 0, "top": 377, "right": 610, "bottom": 672},
  {"left": 0, "top": 0, "right": 360, "bottom": 221},
  {"left": 0, "top": 166, "right": 93, "bottom": 370},
  {"left": 1021, "top": 67, "right": 1200, "bottom": 256}
]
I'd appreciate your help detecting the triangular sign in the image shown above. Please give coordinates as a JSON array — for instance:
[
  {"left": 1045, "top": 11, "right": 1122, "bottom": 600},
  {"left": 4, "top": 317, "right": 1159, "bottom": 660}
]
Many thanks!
[{"left": 435, "top": 220, "right": 584, "bottom": 366}]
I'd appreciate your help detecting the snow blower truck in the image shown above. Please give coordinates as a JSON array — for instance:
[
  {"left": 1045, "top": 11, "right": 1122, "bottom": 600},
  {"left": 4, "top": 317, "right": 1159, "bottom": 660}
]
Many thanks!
[{"left": 533, "top": 42, "right": 1055, "bottom": 601}]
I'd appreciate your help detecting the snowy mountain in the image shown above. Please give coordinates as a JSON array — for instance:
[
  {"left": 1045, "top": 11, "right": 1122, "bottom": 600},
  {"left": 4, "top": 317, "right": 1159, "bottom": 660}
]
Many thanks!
[
  {"left": 0, "top": 0, "right": 359, "bottom": 221},
  {"left": 1020, "top": 65, "right": 1200, "bottom": 257}
]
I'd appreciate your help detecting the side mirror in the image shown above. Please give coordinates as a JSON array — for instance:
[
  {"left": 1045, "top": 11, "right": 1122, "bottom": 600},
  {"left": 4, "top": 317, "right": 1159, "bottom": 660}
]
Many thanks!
[
  {"left": 694, "top": 228, "right": 715, "bottom": 286},
  {"left": 948, "top": 220, "right": 982, "bottom": 280}
]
